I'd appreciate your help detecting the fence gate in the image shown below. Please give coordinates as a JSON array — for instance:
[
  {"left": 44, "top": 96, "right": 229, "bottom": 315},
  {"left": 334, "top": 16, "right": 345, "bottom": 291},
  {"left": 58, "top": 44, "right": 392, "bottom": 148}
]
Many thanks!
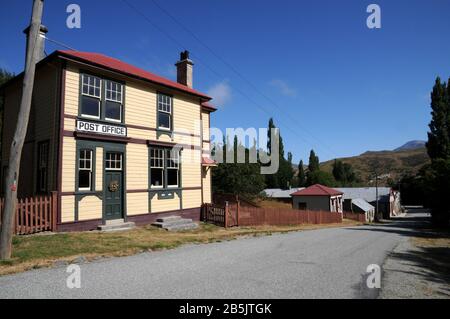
[
  {"left": 0, "top": 192, "right": 57, "bottom": 235},
  {"left": 202, "top": 202, "right": 239, "bottom": 228}
]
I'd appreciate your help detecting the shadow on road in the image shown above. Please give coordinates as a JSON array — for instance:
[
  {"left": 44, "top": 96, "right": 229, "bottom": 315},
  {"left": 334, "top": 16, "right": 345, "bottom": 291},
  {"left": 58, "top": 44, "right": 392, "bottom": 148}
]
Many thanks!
[{"left": 345, "top": 208, "right": 450, "bottom": 298}]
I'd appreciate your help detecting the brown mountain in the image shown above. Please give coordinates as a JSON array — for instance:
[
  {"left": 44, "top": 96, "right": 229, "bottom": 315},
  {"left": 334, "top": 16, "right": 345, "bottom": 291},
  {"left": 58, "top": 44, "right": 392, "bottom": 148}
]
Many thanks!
[{"left": 319, "top": 146, "right": 430, "bottom": 185}]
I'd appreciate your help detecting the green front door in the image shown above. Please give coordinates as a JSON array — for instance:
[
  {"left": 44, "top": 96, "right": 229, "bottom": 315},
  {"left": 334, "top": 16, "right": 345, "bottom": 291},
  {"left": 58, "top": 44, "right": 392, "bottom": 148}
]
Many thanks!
[{"left": 104, "top": 152, "right": 123, "bottom": 220}]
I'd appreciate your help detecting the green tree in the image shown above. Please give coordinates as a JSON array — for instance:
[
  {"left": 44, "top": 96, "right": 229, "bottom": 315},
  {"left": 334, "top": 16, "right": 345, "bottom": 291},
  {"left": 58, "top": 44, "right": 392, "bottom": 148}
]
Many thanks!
[
  {"left": 297, "top": 160, "right": 306, "bottom": 187},
  {"left": 264, "top": 118, "right": 293, "bottom": 189},
  {"left": 0, "top": 68, "right": 14, "bottom": 86},
  {"left": 426, "top": 77, "right": 450, "bottom": 160},
  {"left": 332, "top": 159, "right": 357, "bottom": 186},
  {"left": 212, "top": 136, "right": 266, "bottom": 197},
  {"left": 307, "top": 170, "right": 336, "bottom": 187},
  {"left": 424, "top": 77, "right": 450, "bottom": 225},
  {"left": 308, "top": 149, "right": 320, "bottom": 173},
  {"left": 267, "top": 117, "right": 275, "bottom": 155},
  {"left": 306, "top": 149, "right": 320, "bottom": 185}
]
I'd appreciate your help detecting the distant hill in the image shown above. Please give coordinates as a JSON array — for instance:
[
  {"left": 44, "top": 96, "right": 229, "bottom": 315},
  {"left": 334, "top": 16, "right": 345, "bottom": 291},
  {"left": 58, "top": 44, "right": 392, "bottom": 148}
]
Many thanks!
[
  {"left": 394, "top": 140, "right": 426, "bottom": 151},
  {"left": 319, "top": 146, "right": 429, "bottom": 185}
]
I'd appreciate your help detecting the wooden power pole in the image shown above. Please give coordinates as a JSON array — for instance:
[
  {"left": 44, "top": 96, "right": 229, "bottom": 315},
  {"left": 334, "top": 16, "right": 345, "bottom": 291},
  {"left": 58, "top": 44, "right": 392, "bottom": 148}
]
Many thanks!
[{"left": 0, "top": 0, "right": 44, "bottom": 260}]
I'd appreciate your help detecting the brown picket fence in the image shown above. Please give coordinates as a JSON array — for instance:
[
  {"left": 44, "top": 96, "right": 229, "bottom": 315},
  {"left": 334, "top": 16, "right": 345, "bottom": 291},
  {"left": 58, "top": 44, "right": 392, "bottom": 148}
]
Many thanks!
[
  {"left": 202, "top": 202, "right": 342, "bottom": 227},
  {"left": 0, "top": 192, "right": 57, "bottom": 235},
  {"left": 342, "top": 211, "right": 367, "bottom": 222}
]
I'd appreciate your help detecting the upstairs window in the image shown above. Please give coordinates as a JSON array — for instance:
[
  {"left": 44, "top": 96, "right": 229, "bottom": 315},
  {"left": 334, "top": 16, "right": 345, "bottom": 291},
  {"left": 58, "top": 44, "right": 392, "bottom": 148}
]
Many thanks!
[
  {"left": 105, "top": 80, "right": 123, "bottom": 122},
  {"left": 78, "top": 149, "right": 93, "bottom": 191},
  {"left": 81, "top": 74, "right": 101, "bottom": 119},
  {"left": 80, "top": 74, "right": 124, "bottom": 123},
  {"left": 157, "top": 93, "right": 172, "bottom": 131}
]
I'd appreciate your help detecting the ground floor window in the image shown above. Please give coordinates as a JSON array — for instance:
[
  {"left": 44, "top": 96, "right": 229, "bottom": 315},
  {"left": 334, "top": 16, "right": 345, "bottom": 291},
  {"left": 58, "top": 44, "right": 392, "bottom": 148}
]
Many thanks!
[
  {"left": 78, "top": 149, "right": 93, "bottom": 191},
  {"left": 166, "top": 149, "right": 180, "bottom": 187},
  {"left": 105, "top": 152, "right": 122, "bottom": 170},
  {"left": 37, "top": 141, "right": 49, "bottom": 193},
  {"left": 150, "top": 147, "right": 180, "bottom": 188}
]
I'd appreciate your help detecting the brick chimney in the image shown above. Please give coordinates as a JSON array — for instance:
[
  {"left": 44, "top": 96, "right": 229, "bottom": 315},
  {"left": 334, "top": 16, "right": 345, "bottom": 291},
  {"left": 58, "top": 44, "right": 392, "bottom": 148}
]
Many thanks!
[
  {"left": 175, "top": 50, "right": 194, "bottom": 88},
  {"left": 23, "top": 24, "right": 48, "bottom": 65}
]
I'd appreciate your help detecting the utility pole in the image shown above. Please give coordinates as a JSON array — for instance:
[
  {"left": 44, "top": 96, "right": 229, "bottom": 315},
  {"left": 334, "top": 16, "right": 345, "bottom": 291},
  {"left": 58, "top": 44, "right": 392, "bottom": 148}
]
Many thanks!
[
  {"left": 0, "top": 0, "right": 44, "bottom": 260},
  {"left": 375, "top": 173, "right": 379, "bottom": 222}
]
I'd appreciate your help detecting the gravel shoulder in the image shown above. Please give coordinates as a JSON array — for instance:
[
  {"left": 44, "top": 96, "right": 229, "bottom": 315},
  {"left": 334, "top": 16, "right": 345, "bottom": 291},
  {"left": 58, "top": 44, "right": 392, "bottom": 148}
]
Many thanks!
[{"left": 380, "top": 214, "right": 450, "bottom": 299}]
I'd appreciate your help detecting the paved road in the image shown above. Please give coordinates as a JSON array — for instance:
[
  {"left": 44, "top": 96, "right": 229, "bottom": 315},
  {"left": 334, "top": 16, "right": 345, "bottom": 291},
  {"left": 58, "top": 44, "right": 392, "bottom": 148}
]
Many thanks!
[{"left": 0, "top": 212, "right": 426, "bottom": 299}]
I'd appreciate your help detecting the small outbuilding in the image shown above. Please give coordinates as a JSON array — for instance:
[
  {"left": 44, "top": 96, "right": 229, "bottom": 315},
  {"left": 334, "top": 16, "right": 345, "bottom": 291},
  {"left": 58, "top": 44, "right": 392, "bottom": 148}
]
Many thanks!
[
  {"left": 344, "top": 198, "right": 375, "bottom": 222},
  {"left": 290, "top": 184, "right": 343, "bottom": 213}
]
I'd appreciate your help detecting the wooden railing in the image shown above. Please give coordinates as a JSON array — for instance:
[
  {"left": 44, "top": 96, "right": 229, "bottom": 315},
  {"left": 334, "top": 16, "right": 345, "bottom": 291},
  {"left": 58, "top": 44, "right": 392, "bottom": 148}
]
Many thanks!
[
  {"left": 202, "top": 202, "right": 343, "bottom": 227},
  {"left": 0, "top": 192, "right": 57, "bottom": 235}
]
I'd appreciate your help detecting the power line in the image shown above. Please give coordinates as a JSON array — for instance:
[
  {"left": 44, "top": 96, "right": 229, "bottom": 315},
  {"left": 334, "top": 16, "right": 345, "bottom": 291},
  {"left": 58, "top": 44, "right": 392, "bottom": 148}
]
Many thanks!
[
  {"left": 120, "top": 0, "right": 337, "bottom": 159},
  {"left": 43, "top": 35, "right": 77, "bottom": 51},
  {"left": 147, "top": 0, "right": 339, "bottom": 159}
]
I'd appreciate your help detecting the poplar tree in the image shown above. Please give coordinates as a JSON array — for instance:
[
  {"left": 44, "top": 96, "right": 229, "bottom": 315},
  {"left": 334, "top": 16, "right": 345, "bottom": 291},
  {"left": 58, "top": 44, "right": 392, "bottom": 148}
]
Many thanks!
[
  {"left": 298, "top": 160, "right": 306, "bottom": 187},
  {"left": 308, "top": 149, "right": 320, "bottom": 173},
  {"left": 426, "top": 77, "right": 450, "bottom": 160}
]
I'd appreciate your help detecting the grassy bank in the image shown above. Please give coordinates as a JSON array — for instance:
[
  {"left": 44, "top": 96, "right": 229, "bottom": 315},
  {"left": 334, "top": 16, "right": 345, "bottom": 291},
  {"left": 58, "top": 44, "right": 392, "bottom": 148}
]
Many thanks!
[{"left": 0, "top": 220, "right": 360, "bottom": 276}]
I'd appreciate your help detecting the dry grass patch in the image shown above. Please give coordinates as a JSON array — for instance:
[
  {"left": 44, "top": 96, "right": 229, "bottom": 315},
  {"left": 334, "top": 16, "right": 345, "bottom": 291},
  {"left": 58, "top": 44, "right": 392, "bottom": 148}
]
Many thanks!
[
  {"left": 256, "top": 199, "right": 292, "bottom": 209},
  {"left": 412, "top": 236, "right": 450, "bottom": 248},
  {"left": 0, "top": 220, "right": 361, "bottom": 276}
]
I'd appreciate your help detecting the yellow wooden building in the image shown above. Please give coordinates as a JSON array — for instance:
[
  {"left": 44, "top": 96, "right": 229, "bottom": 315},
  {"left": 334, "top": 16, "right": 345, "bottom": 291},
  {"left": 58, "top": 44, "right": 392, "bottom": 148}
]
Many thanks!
[{"left": 0, "top": 44, "right": 216, "bottom": 231}]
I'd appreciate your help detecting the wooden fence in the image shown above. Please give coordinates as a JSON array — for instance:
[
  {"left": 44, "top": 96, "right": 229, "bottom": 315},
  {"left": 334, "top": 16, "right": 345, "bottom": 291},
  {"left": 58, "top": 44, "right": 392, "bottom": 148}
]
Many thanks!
[
  {"left": 342, "top": 211, "right": 367, "bottom": 223},
  {"left": 0, "top": 192, "right": 57, "bottom": 235},
  {"left": 202, "top": 202, "right": 342, "bottom": 227}
]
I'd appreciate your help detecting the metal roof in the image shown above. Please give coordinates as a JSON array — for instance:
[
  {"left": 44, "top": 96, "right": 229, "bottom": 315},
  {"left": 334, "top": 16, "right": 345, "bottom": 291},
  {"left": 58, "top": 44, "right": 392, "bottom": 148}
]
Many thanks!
[
  {"left": 351, "top": 198, "right": 375, "bottom": 212},
  {"left": 263, "top": 187, "right": 392, "bottom": 202},
  {"left": 263, "top": 188, "right": 303, "bottom": 198},
  {"left": 336, "top": 187, "right": 391, "bottom": 202}
]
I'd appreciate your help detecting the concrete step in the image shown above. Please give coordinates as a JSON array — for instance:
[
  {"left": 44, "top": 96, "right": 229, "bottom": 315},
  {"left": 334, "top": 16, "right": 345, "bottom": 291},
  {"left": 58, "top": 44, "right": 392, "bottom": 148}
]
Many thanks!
[
  {"left": 152, "top": 216, "right": 198, "bottom": 232},
  {"left": 166, "top": 223, "right": 199, "bottom": 232},
  {"left": 152, "top": 218, "right": 193, "bottom": 228},
  {"left": 98, "top": 221, "right": 135, "bottom": 232},
  {"left": 156, "top": 216, "right": 182, "bottom": 223},
  {"left": 105, "top": 219, "right": 125, "bottom": 226}
]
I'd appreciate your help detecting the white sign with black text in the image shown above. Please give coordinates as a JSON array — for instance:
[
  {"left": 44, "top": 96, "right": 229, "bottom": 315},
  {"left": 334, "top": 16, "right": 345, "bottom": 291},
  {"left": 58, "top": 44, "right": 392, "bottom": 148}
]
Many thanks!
[{"left": 76, "top": 120, "right": 127, "bottom": 137}]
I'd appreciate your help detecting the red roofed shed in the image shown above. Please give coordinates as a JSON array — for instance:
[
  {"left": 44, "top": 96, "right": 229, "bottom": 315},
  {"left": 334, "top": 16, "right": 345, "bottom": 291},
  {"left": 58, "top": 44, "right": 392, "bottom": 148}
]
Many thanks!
[{"left": 291, "top": 184, "right": 343, "bottom": 212}]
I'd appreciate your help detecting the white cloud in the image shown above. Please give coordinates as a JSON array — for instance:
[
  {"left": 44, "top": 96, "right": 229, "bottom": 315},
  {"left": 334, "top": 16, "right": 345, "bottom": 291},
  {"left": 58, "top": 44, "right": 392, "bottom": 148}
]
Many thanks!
[
  {"left": 207, "top": 81, "right": 232, "bottom": 106},
  {"left": 269, "top": 79, "right": 297, "bottom": 97}
]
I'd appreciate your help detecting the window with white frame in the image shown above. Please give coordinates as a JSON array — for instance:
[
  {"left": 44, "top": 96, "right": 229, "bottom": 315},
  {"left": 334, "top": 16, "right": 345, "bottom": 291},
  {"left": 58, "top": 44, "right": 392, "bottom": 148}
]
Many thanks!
[
  {"left": 78, "top": 149, "right": 93, "bottom": 191},
  {"left": 37, "top": 141, "right": 49, "bottom": 193},
  {"left": 150, "top": 148, "right": 164, "bottom": 188},
  {"left": 105, "top": 152, "right": 123, "bottom": 171},
  {"left": 157, "top": 93, "right": 172, "bottom": 131},
  {"left": 81, "top": 74, "right": 101, "bottom": 118},
  {"left": 105, "top": 80, "right": 123, "bottom": 122},
  {"left": 166, "top": 149, "right": 180, "bottom": 187},
  {"left": 150, "top": 148, "right": 180, "bottom": 188}
]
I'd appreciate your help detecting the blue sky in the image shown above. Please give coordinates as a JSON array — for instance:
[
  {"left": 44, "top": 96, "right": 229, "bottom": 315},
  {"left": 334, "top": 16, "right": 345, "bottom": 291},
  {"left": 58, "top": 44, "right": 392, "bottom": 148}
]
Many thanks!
[{"left": 1, "top": 0, "right": 450, "bottom": 164}]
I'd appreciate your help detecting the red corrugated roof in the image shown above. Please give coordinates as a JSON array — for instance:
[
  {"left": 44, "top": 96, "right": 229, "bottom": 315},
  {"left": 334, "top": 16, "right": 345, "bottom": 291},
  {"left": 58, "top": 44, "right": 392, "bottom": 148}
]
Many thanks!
[
  {"left": 201, "top": 156, "right": 217, "bottom": 167},
  {"left": 201, "top": 101, "right": 217, "bottom": 112},
  {"left": 291, "top": 184, "right": 343, "bottom": 196},
  {"left": 57, "top": 50, "right": 211, "bottom": 100}
]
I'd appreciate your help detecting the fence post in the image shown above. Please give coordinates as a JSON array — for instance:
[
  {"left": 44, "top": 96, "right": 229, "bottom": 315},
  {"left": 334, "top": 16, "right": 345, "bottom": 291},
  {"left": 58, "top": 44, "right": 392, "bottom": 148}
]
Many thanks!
[
  {"left": 224, "top": 201, "right": 229, "bottom": 228},
  {"left": 236, "top": 199, "right": 240, "bottom": 227},
  {"left": 51, "top": 191, "right": 57, "bottom": 232}
]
